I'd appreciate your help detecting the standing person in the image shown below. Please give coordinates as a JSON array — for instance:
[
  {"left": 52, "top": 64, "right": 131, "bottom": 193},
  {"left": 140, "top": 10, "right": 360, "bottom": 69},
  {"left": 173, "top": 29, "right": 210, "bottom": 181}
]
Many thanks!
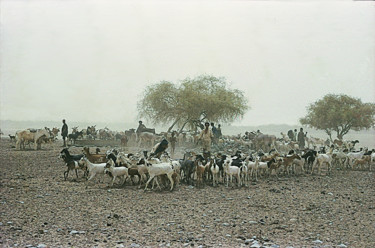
[
  {"left": 298, "top": 128, "right": 306, "bottom": 150},
  {"left": 169, "top": 131, "right": 177, "bottom": 158},
  {"left": 136, "top": 121, "right": 146, "bottom": 134},
  {"left": 293, "top": 129, "right": 298, "bottom": 142},
  {"left": 198, "top": 122, "right": 214, "bottom": 155},
  {"left": 216, "top": 124, "right": 222, "bottom": 138},
  {"left": 211, "top": 123, "right": 217, "bottom": 145},
  {"left": 61, "top": 119, "right": 68, "bottom": 147},
  {"left": 287, "top": 129, "right": 294, "bottom": 141}
]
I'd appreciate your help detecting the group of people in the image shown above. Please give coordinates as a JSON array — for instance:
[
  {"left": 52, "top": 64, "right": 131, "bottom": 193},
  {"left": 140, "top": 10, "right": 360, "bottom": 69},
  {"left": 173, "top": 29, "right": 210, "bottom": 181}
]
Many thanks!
[
  {"left": 288, "top": 128, "right": 307, "bottom": 149},
  {"left": 139, "top": 120, "right": 223, "bottom": 158},
  {"left": 197, "top": 122, "right": 222, "bottom": 155}
]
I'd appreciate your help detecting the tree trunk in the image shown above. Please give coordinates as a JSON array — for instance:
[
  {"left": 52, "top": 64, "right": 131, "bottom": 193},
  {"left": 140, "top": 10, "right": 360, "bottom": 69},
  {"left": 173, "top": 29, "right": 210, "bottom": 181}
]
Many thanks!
[
  {"left": 167, "top": 118, "right": 180, "bottom": 133},
  {"left": 179, "top": 121, "right": 189, "bottom": 133},
  {"left": 325, "top": 129, "right": 333, "bottom": 142}
]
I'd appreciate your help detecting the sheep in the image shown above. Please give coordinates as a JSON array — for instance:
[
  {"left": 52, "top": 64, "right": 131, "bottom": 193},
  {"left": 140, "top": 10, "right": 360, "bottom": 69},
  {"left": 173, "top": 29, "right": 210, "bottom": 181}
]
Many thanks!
[
  {"left": 78, "top": 157, "right": 106, "bottom": 183},
  {"left": 104, "top": 159, "right": 129, "bottom": 187}
]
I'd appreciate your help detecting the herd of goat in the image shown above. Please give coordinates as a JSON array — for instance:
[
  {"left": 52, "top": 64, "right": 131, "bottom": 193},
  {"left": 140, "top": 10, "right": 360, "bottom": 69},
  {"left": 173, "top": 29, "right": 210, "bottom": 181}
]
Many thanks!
[
  {"left": 59, "top": 143, "right": 375, "bottom": 191},
  {"left": 4, "top": 126, "right": 374, "bottom": 191}
]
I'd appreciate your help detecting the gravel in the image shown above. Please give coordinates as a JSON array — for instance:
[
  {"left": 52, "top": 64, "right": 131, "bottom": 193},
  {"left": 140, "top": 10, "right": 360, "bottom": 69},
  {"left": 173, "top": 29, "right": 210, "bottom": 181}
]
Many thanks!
[{"left": 0, "top": 140, "right": 374, "bottom": 247}]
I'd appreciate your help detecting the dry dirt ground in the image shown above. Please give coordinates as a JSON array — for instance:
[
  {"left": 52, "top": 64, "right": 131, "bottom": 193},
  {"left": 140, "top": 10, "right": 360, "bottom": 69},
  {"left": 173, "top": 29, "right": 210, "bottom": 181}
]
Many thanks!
[{"left": 0, "top": 139, "right": 374, "bottom": 248}]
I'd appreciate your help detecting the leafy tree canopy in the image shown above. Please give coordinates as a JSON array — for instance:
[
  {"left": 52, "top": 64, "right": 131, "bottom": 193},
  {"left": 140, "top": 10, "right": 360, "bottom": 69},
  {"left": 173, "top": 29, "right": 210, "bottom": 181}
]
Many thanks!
[
  {"left": 137, "top": 75, "right": 249, "bottom": 132},
  {"left": 300, "top": 94, "right": 375, "bottom": 140}
]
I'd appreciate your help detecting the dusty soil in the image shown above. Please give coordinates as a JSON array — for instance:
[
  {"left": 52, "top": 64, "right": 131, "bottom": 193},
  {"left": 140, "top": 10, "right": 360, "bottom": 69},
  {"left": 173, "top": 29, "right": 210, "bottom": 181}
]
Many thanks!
[{"left": 0, "top": 139, "right": 374, "bottom": 248}]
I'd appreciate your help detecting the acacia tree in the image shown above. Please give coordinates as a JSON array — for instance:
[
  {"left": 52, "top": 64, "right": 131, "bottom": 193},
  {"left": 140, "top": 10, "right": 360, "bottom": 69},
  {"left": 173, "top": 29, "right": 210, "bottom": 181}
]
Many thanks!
[
  {"left": 137, "top": 75, "right": 249, "bottom": 132},
  {"left": 300, "top": 94, "right": 375, "bottom": 141}
]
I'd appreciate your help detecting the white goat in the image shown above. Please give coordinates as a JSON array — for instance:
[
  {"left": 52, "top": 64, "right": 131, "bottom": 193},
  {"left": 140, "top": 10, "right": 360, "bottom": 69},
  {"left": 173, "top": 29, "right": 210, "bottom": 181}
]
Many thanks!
[
  {"left": 292, "top": 155, "right": 305, "bottom": 175},
  {"left": 247, "top": 156, "right": 259, "bottom": 181},
  {"left": 312, "top": 151, "right": 333, "bottom": 175},
  {"left": 143, "top": 161, "right": 175, "bottom": 191},
  {"left": 210, "top": 159, "right": 220, "bottom": 187},
  {"left": 240, "top": 162, "right": 248, "bottom": 187},
  {"left": 223, "top": 157, "right": 241, "bottom": 187},
  {"left": 78, "top": 157, "right": 106, "bottom": 182},
  {"left": 345, "top": 149, "right": 366, "bottom": 168},
  {"left": 104, "top": 159, "right": 129, "bottom": 186}
]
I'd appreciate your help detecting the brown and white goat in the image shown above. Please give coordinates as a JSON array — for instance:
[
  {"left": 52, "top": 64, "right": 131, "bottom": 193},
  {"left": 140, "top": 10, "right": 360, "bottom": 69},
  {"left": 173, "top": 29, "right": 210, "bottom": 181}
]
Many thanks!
[{"left": 352, "top": 155, "right": 371, "bottom": 171}]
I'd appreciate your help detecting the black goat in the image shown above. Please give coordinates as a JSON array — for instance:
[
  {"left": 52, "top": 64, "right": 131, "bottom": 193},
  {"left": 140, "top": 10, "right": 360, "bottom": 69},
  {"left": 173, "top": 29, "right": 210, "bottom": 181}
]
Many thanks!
[
  {"left": 68, "top": 131, "right": 83, "bottom": 144},
  {"left": 59, "top": 148, "right": 85, "bottom": 180}
]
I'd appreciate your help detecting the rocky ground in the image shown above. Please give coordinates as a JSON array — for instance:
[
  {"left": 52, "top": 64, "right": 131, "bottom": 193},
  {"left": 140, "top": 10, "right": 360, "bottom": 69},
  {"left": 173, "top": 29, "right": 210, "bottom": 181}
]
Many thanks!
[{"left": 0, "top": 139, "right": 374, "bottom": 248}]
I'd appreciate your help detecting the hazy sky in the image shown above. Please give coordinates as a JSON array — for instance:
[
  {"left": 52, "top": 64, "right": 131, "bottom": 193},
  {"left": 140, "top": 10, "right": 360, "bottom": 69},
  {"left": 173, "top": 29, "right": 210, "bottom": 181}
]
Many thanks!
[{"left": 1, "top": 0, "right": 374, "bottom": 126}]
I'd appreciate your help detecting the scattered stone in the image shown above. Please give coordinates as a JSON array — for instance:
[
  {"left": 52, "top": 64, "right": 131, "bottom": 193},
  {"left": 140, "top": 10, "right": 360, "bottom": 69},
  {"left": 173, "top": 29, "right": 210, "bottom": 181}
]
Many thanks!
[
  {"left": 130, "top": 243, "right": 140, "bottom": 248},
  {"left": 312, "top": 239, "right": 323, "bottom": 244},
  {"left": 37, "top": 244, "right": 47, "bottom": 248},
  {"left": 244, "top": 239, "right": 254, "bottom": 244},
  {"left": 337, "top": 244, "right": 347, "bottom": 248},
  {"left": 249, "top": 221, "right": 257, "bottom": 224}
]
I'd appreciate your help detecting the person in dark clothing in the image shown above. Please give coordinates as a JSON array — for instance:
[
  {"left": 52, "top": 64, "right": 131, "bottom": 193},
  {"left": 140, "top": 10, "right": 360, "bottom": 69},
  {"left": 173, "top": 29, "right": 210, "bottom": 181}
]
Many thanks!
[
  {"left": 287, "top": 129, "right": 294, "bottom": 141},
  {"left": 216, "top": 124, "right": 222, "bottom": 138},
  {"left": 150, "top": 139, "right": 169, "bottom": 159},
  {"left": 298, "top": 128, "right": 306, "bottom": 150},
  {"left": 169, "top": 131, "right": 177, "bottom": 157},
  {"left": 61, "top": 119, "right": 68, "bottom": 147},
  {"left": 211, "top": 123, "right": 218, "bottom": 145},
  {"left": 136, "top": 121, "right": 146, "bottom": 134}
]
